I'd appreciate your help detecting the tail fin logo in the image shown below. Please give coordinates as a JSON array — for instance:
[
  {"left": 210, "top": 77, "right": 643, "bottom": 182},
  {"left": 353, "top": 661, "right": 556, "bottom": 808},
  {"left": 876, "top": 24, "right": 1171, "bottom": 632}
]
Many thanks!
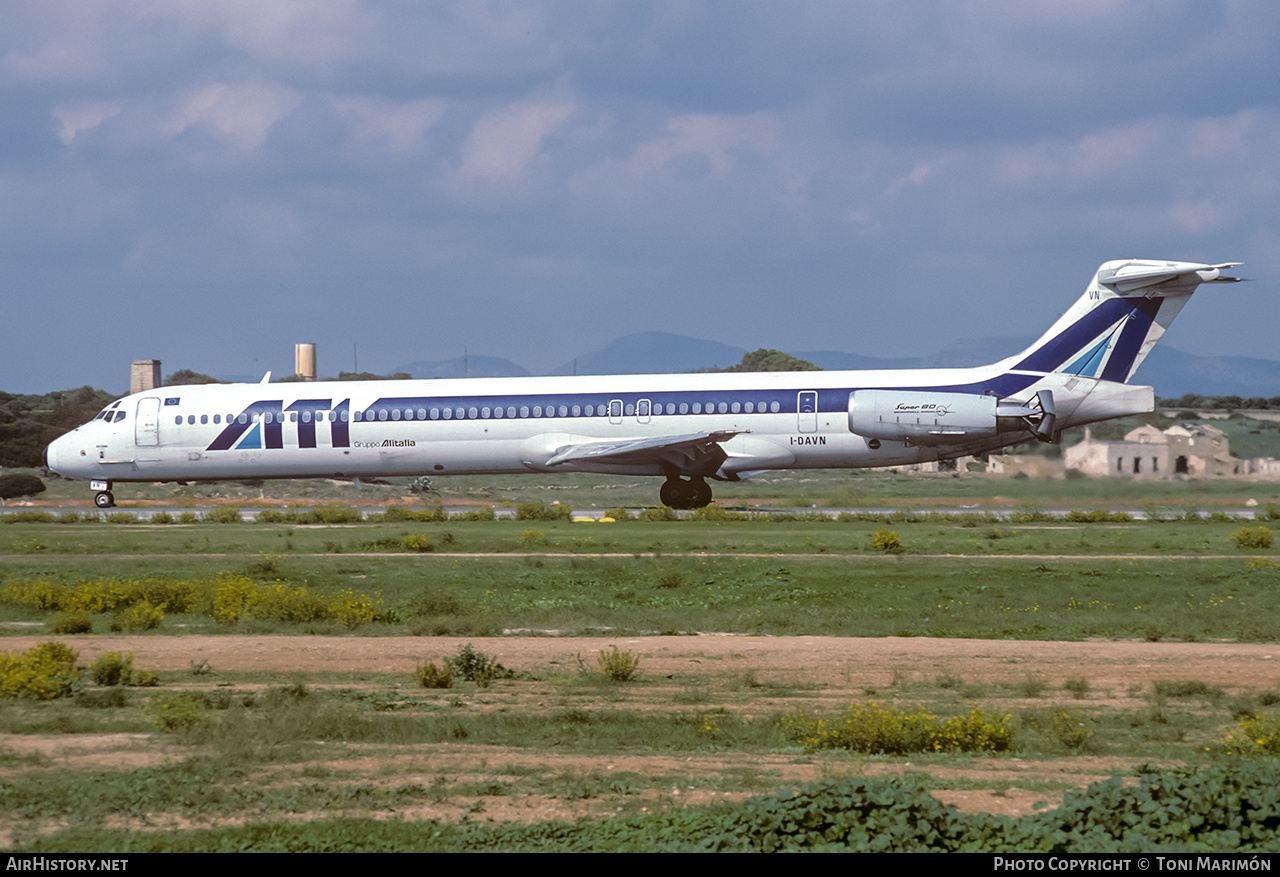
[{"left": 1060, "top": 315, "right": 1129, "bottom": 378}]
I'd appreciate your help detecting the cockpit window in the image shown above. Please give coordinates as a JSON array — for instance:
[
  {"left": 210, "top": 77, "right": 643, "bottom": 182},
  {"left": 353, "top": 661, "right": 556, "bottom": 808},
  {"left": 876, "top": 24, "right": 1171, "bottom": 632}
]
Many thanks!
[{"left": 113, "top": 411, "right": 127, "bottom": 423}]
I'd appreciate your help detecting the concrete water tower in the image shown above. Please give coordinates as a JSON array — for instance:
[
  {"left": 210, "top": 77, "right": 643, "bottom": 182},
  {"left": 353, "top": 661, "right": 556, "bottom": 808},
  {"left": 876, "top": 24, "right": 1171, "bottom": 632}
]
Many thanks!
[
  {"left": 131, "top": 360, "right": 160, "bottom": 393},
  {"left": 295, "top": 343, "right": 317, "bottom": 381}
]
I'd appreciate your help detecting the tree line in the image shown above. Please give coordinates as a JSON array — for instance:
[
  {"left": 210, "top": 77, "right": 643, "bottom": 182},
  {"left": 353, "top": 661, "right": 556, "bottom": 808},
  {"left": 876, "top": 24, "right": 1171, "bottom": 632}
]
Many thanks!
[
  {"left": 1156, "top": 394, "right": 1280, "bottom": 411},
  {"left": 0, "top": 386, "right": 118, "bottom": 469}
]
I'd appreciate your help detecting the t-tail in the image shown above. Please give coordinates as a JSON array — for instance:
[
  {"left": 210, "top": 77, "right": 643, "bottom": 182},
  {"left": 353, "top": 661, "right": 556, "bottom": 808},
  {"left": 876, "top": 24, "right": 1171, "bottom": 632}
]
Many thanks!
[{"left": 1002, "top": 259, "right": 1244, "bottom": 384}]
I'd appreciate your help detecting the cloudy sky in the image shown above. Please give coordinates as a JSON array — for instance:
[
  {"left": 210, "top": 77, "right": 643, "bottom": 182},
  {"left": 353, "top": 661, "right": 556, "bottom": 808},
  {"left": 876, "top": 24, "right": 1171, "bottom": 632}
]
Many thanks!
[{"left": 3, "top": 1, "right": 1279, "bottom": 394}]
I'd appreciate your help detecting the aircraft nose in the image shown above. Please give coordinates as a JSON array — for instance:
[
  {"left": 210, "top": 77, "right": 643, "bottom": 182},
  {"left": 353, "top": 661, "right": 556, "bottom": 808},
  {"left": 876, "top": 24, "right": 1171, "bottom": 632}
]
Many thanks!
[
  {"left": 46, "top": 434, "right": 72, "bottom": 477},
  {"left": 45, "top": 436, "right": 62, "bottom": 473}
]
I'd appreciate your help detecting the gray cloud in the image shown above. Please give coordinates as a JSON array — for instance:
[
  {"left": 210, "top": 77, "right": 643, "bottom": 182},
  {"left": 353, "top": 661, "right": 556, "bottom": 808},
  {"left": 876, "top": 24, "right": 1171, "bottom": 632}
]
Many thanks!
[{"left": 2, "top": 1, "right": 1277, "bottom": 392}]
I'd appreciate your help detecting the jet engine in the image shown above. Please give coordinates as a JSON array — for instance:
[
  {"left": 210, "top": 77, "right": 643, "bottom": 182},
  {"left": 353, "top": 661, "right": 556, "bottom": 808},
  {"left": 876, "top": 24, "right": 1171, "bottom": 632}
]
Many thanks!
[{"left": 848, "top": 389, "right": 1056, "bottom": 446}]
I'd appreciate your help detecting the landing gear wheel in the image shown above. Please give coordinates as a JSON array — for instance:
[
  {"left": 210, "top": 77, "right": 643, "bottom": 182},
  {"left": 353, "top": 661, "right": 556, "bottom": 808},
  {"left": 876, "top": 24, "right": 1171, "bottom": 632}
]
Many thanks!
[
  {"left": 94, "top": 491, "right": 115, "bottom": 509},
  {"left": 659, "top": 477, "right": 714, "bottom": 510},
  {"left": 659, "top": 479, "right": 689, "bottom": 509},
  {"left": 689, "top": 478, "right": 713, "bottom": 509}
]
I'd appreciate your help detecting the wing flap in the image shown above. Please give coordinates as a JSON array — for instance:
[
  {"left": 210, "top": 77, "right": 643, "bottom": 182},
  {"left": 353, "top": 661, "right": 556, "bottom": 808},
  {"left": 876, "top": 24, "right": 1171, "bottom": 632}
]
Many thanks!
[{"left": 543, "top": 430, "right": 745, "bottom": 474}]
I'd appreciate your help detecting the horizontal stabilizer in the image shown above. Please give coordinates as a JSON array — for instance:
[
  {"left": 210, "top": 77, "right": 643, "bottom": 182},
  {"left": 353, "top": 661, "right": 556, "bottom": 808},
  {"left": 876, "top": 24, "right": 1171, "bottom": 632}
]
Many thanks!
[{"left": 1098, "top": 262, "right": 1243, "bottom": 294}]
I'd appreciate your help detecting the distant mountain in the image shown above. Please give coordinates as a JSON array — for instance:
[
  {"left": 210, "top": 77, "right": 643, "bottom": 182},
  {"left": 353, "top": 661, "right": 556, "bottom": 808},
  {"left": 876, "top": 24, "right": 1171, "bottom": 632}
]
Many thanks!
[
  {"left": 546, "top": 332, "right": 748, "bottom": 376},
  {"left": 795, "top": 336, "right": 1035, "bottom": 372},
  {"left": 396, "top": 355, "right": 530, "bottom": 379},
  {"left": 1134, "top": 348, "right": 1280, "bottom": 399}
]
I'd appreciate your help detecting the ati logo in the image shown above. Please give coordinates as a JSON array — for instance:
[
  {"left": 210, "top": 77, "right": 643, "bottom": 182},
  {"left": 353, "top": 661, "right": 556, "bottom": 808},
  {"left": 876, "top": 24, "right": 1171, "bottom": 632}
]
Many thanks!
[{"left": 207, "top": 400, "right": 350, "bottom": 451}]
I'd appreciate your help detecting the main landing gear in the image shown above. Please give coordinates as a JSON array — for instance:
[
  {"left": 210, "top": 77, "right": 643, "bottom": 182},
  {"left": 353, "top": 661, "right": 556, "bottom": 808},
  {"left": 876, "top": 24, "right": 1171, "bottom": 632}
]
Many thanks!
[{"left": 659, "top": 476, "right": 713, "bottom": 510}]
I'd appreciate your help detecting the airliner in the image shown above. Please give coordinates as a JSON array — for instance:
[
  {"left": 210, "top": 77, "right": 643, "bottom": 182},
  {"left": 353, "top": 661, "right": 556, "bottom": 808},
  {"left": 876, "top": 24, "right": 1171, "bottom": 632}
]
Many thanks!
[{"left": 46, "top": 259, "right": 1241, "bottom": 510}]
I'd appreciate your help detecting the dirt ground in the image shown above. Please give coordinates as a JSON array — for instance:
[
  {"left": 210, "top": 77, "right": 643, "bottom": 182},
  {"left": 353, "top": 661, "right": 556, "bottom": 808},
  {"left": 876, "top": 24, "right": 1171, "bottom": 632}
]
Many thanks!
[{"left": 4, "top": 633, "right": 1278, "bottom": 841}]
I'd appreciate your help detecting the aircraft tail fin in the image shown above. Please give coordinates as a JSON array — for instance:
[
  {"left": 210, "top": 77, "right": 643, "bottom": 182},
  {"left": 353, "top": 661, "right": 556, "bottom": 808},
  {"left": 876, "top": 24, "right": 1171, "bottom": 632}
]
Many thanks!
[{"left": 1003, "top": 260, "right": 1243, "bottom": 384}]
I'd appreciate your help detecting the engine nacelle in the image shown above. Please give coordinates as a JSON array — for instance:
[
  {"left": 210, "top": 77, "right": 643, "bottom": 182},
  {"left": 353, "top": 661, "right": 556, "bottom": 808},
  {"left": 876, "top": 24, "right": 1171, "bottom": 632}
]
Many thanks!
[{"left": 848, "top": 390, "right": 1046, "bottom": 446}]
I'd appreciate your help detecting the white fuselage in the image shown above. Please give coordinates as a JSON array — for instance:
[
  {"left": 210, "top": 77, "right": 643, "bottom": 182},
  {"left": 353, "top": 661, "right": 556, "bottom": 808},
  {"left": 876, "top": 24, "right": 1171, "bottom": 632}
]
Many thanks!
[{"left": 44, "top": 365, "right": 1148, "bottom": 484}]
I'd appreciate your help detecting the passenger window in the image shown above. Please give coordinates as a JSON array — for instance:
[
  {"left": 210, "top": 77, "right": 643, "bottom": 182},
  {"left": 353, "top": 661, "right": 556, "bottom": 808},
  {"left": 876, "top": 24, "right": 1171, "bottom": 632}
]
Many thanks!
[
  {"left": 214, "top": 415, "right": 221, "bottom": 424},
  {"left": 378, "top": 410, "right": 388, "bottom": 421},
  {"left": 718, "top": 402, "right": 727, "bottom": 414},
  {"left": 572, "top": 405, "right": 580, "bottom": 417},
  {"left": 520, "top": 406, "right": 529, "bottom": 418},
  {"left": 417, "top": 409, "right": 425, "bottom": 420},
  {"left": 770, "top": 402, "right": 780, "bottom": 413},
  {"left": 533, "top": 406, "right": 542, "bottom": 417},
  {"left": 493, "top": 407, "right": 503, "bottom": 419},
  {"left": 391, "top": 410, "right": 400, "bottom": 421},
  {"left": 585, "top": 405, "right": 594, "bottom": 417},
  {"left": 468, "top": 407, "right": 478, "bottom": 419},
  {"left": 175, "top": 417, "right": 182, "bottom": 425},
  {"left": 442, "top": 408, "right": 452, "bottom": 420},
  {"left": 744, "top": 402, "right": 753, "bottom": 413},
  {"left": 201, "top": 415, "right": 208, "bottom": 424},
  {"left": 455, "top": 407, "right": 465, "bottom": 419},
  {"left": 238, "top": 413, "right": 248, "bottom": 424},
  {"left": 691, "top": 403, "right": 701, "bottom": 414}
]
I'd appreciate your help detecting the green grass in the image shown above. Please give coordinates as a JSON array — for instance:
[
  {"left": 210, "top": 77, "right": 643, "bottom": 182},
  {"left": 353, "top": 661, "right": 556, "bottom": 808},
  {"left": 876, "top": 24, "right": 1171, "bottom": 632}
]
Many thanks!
[{"left": 1, "top": 515, "right": 1277, "bottom": 640}]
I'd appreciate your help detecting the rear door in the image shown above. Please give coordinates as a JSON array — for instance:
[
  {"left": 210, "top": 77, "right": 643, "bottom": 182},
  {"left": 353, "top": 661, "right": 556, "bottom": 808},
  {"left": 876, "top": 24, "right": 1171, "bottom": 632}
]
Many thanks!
[{"left": 797, "top": 391, "right": 817, "bottom": 433}]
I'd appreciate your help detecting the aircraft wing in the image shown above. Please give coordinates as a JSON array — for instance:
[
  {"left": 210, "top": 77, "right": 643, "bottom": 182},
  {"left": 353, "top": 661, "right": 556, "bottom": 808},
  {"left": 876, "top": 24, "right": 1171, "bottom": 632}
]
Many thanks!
[{"left": 544, "top": 430, "right": 746, "bottom": 475}]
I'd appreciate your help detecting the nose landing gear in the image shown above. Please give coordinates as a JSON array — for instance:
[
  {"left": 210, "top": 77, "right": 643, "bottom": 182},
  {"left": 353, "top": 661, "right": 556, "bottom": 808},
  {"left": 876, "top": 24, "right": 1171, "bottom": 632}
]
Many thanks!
[
  {"left": 659, "top": 476, "right": 713, "bottom": 510},
  {"left": 90, "top": 480, "right": 115, "bottom": 509}
]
